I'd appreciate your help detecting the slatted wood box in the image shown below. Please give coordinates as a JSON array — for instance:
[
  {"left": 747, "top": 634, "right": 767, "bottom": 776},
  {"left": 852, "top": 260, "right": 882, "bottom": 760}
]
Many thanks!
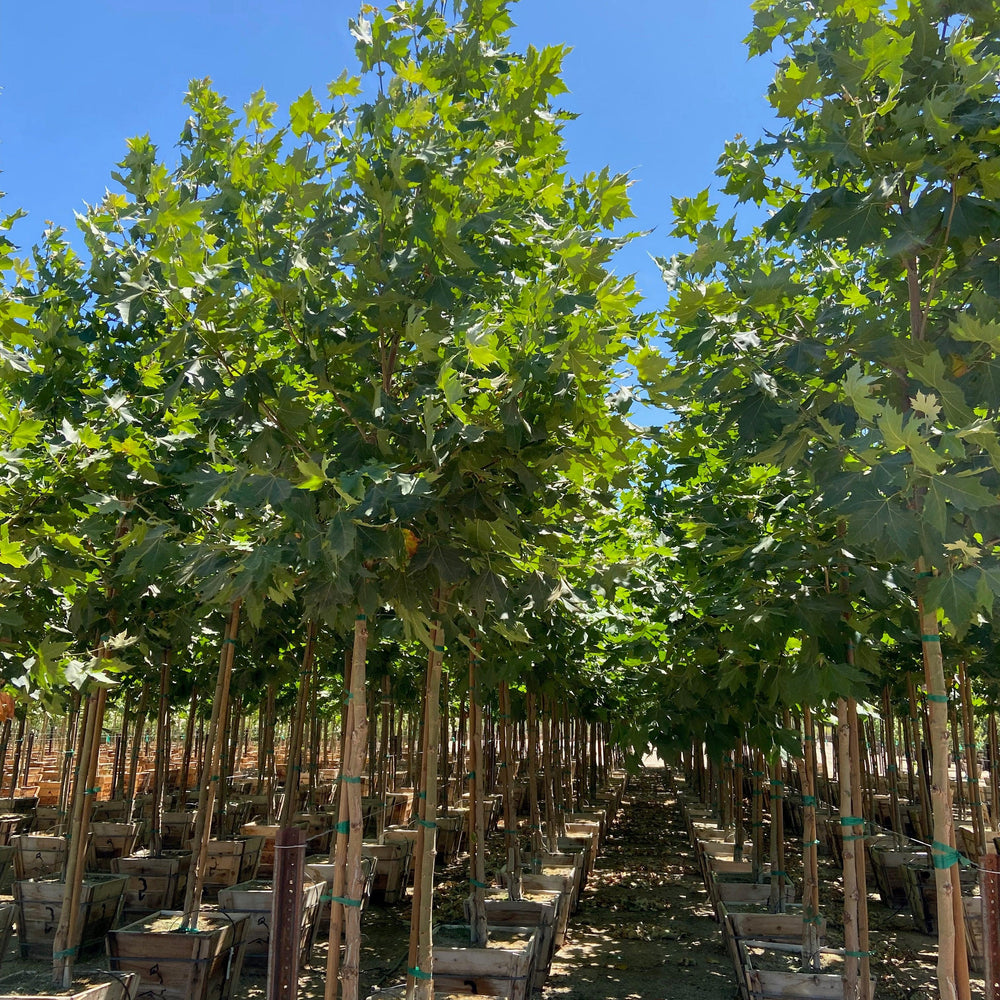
[
  {"left": 218, "top": 878, "right": 323, "bottom": 967},
  {"left": 14, "top": 874, "right": 127, "bottom": 960},
  {"left": 112, "top": 850, "right": 192, "bottom": 921},
  {"left": 106, "top": 909, "right": 250, "bottom": 1000},
  {"left": 431, "top": 925, "right": 537, "bottom": 1000}
]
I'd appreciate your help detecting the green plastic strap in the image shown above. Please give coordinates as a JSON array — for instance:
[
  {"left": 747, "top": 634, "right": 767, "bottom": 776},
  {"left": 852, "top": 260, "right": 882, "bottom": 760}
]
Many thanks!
[
  {"left": 804, "top": 839, "right": 821, "bottom": 847},
  {"left": 409, "top": 967, "right": 433, "bottom": 981},
  {"left": 335, "top": 820, "right": 350, "bottom": 835},
  {"left": 433, "top": 645, "right": 445, "bottom": 652},
  {"left": 932, "top": 841, "right": 969, "bottom": 869},
  {"left": 845, "top": 950, "right": 872, "bottom": 958},
  {"left": 752, "top": 771, "right": 765, "bottom": 777},
  {"left": 54, "top": 947, "right": 79, "bottom": 958},
  {"left": 329, "top": 895, "right": 362, "bottom": 907},
  {"left": 84, "top": 787, "right": 100, "bottom": 795},
  {"left": 338, "top": 776, "right": 362, "bottom": 784},
  {"left": 466, "top": 772, "right": 475, "bottom": 779},
  {"left": 356, "top": 614, "right": 367, "bottom": 621},
  {"left": 927, "top": 693, "right": 948, "bottom": 704},
  {"left": 804, "top": 915, "right": 823, "bottom": 925},
  {"left": 801, "top": 796, "right": 817, "bottom": 806},
  {"left": 886, "top": 764, "right": 898, "bottom": 772},
  {"left": 417, "top": 819, "right": 437, "bottom": 829},
  {"left": 223, "top": 638, "right": 237, "bottom": 645},
  {"left": 751, "top": 822, "right": 763, "bottom": 828},
  {"left": 469, "top": 878, "right": 489, "bottom": 888},
  {"left": 803, "top": 736, "right": 815, "bottom": 742},
  {"left": 921, "top": 634, "right": 940, "bottom": 642},
  {"left": 839, "top": 817, "right": 865, "bottom": 826},
  {"left": 417, "top": 791, "right": 427, "bottom": 800},
  {"left": 771, "top": 870, "right": 787, "bottom": 877}
]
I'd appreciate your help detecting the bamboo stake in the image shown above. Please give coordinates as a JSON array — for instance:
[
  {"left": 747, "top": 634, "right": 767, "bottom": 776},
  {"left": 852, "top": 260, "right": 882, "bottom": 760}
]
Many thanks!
[
  {"left": 918, "top": 592, "right": 967, "bottom": 1000},
  {"left": 848, "top": 697, "right": 871, "bottom": 1000},
  {"left": 467, "top": 640, "right": 488, "bottom": 945},
  {"left": 959, "top": 662, "right": 986, "bottom": 856},
  {"left": 341, "top": 614, "right": 370, "bottom": 1000},
  {"left": 527, "top": 692, "right": 542, "bottom": 858},
  {"left": 53, "top": 684, "right": 106, "bottom": 986},
  {"left": 151, "top": 648, "right": 171, "bottom": 855},
  {"left": 837, "top": 697, "right": 862, "bottom": 1000},
  {"left": 801, "top": 706, "right": 821, "bottom": 970},
  {"left": 500, "top": 681, "right": 520, "bottom": 901},
  {"left": 280, "top": 622, "right": 316, "bottom": 826},
  {"left": 405, "top": 619, "right": 444, "bottom": 1000},
  {"left": 181, "top": 600, "right": 241, "bottom": 927},
  {"left": 325, "top": 647, "right": 353, "bottom": 1000}
]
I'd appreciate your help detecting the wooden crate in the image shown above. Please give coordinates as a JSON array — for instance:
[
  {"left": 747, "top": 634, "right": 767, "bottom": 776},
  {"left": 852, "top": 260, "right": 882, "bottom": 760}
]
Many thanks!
[
  {"left": 14, "top": 873, "right": 127, "bottom": 959},
  {"left": 369, "top": 836, "right": 413, "bottom": 902},
  {"left": 107, "top": 909, "right": 250, "bottom": 1000},
  {"left": 239, "top": 824, "right": 278, "bottom": 878},
  {"left": 162, "top": 812, "right": 197, "bottom": 850},
  {"left": 87, "top": 822, "right": 142, "bottom": 873},
  {"left": 112, "top": 851, "right": 191, "bottom": 920},
  {"left": 435, "top": 815, "right": 465, "bottom": 861},
  {"left": 474, "top": 890, "right": 560, "bottom": 989},
  {"left": 218, "top": 878, "right": 323, "bottom": 966},
  {"left": 0, "top": 972, "right": 138, "bottom": 1000},
  {"left": 0, "top": 815, "right": 30, "bottom": 846},
  {"left": 201, "top": 837, "right": 263, "bottom": 899},
  {"left": 432, "top": 925, "right": 537, "bottom": 1000},
  {"left": 305, "top": 856, "right": 375, "bottom": 935},
  {"left": 12, "top": 834, "right": 69, "bottom": 880},
  {"left": 868, "top": 843, "right": 928, "bottom": 909},
  {"left": 520, "top": 874, "right": 572, "bottom": 946}
]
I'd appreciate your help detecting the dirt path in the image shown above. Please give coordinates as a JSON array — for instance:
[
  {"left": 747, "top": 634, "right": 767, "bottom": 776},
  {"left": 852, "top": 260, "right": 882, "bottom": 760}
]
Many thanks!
[{"left": 541, "top": 767, "right": 733, "bottom": 1000}]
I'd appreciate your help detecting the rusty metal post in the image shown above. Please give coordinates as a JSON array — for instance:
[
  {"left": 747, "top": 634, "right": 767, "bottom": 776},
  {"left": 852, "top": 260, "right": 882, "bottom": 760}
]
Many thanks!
[
  {"left": 269, "top": 825, "right": 306, "bottom": 1000},
  {"left": 983, "top": 853, "right": 1000, "bottom": 1000}
]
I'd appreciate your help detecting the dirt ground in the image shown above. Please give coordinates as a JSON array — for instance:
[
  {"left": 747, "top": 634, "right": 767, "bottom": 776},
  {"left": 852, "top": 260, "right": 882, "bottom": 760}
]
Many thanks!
[{"left": 0, "top": 767, "right": 958, "bottom": 999}]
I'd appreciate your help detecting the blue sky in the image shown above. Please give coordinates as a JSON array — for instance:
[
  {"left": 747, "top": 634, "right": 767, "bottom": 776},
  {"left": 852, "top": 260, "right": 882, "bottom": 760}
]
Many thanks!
[{"left": 1, "top": 1, "right": 778, "bottom": 311}]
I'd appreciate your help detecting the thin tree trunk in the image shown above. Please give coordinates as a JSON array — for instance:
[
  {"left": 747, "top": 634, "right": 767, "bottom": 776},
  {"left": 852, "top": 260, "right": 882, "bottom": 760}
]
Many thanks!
[
  {"left": 838, "top": 697, "right": 862, "bottom": 1000},
  {"left": 527, "top": 692, "right": 542, "bottom": 858}
]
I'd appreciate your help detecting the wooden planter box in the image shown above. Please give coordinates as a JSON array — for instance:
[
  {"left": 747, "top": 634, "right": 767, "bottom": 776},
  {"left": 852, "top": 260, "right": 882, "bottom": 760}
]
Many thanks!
[
  {"left": 239, "top": 824, "right": 278, "bottom": 878},
  {"left": 293, "top": 814, "right": 333, "bottom": 855},
  {"left": 86, "top": 823, "right": 142, "bottom": 873},
  {"left": 92, "top": 800, "right": 130, "bottom": 823},
  {"left": 0, "top": 815, "right": 30, "bottom": 847},
  {"left": 520, "top": 874, "right": 571, "bottom": 947},
  {"left": 365, "top": 838, "right": 412, "bottom": 903},
  {"left": 201, "top": 837, "right": 264, "bottom": 900},
  {"left": 435, "top": 816, "right": 464, "bottom": 862},
  {"left": 0, "top": 902, "right": 15, "bottom": 973},
  {"left": 161, "top": 812, "right": 197, "bottom": 851},
  {"left": 12, "top": 835, "right": 69, "bottom": 881},
  {"left": 868, "top": 843, "right": 927, "bottom": 909},
  {"left": 14, "top": 874, "right": 128, "bottom": 960},
  {"left": 305, "top": 856, "right": 375, "bottom": 935},
  {"left": 0, "top": 972, "right": 138, "bottom": 1000},
  {"left": 112, "top": 851, "right": 192, "bottom": 921},
  {"left": 470, "top": 890, "right": 560, "bottom": 989},
  {"left": 901, "top": 862, "right": 978, "bottom": 934},
  {"left": 106, "top": 909, "right": 250, "bottom": 1000},
  {"left": 218, "top": 878, "right": 323, "bottom": 967},
  {"left": 431, "top": 925, "right": 537, "bottom": 1000},
  {"left": 531, "top": 858, "right": 582, "bottom": 912}
]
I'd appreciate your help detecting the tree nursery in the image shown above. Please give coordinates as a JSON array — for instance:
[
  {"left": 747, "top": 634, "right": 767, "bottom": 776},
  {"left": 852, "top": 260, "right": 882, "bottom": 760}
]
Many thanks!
[{"left": 3, "top": 1, "right": 1000, "bottom": 999}]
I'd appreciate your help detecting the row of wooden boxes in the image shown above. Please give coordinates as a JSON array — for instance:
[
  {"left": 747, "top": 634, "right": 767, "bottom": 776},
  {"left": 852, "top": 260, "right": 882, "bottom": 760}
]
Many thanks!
[{"left": 676, "top": 775, "right": 864, "bottom": 1000}]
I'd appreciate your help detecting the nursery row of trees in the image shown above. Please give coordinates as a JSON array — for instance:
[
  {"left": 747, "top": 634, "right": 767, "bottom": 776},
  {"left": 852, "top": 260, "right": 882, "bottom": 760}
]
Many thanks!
[{"left": 5, "top": 1, "right": 1000, "bottom": 998}]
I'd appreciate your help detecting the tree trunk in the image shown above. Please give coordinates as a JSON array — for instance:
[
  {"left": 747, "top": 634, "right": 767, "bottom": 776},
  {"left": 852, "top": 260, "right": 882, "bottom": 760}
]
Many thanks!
[{"left": 467, "top": 642, "right": 488, "bottom": 945}]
